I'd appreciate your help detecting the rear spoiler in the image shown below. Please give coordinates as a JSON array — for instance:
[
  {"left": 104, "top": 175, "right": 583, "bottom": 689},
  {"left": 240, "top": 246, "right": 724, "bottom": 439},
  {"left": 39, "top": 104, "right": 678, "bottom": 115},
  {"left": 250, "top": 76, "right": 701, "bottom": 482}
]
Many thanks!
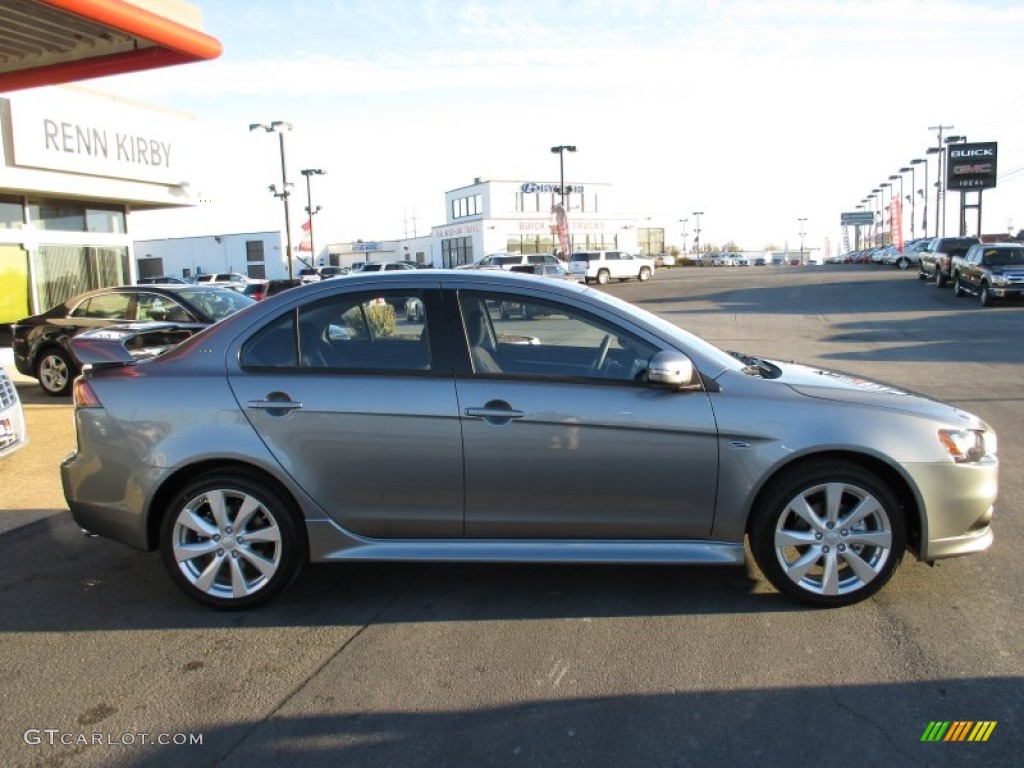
[{"left": 70, "top": 323, "right": 201, "bottom": 369}]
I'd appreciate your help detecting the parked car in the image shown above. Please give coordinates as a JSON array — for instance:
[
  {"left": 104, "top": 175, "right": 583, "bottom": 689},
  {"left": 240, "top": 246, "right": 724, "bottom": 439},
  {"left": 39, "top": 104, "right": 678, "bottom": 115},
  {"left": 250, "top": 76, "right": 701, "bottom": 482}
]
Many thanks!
[
  {"left": 891, "top": 239, "right": 930, "bottom": 270},
  {"left": 353, "top": 262, "right": 418, "bottom": 273},
  {"left": 0, "top": 365, "right": 27, "bottom": 459},
  {"left": 568, "top": 251, "right": 654, "bottom": 284},
  {"left": 137, "top": 276, "right": 192, "bottom": 285},
  {"left": 12, "top": 284, "right": 254, "bottom": 396},
  {"left": 952, "top": 243, "right": 1024, "bottom": 306},
  {"left": 917, "top": 237, "right": 979, "bottom": 286},
  {"left": 62, "top": 271, "right": 996, "bottom": 610},
  {"left": 462, "top": 252, "right": 562, "bottom": 271},
  {"left": 243, "top": 279, "right": 302, "bottom": 301},
  {"left": 655, "top": 253, "right": 676, "bottom": 268},
  {"left": 318, "top": 266, "right": 350, "bottom": 279},
  {"left": 298, "top": 268, "right": 322, "bottom": 284},
  {"left": 195, "top": 272, "right": 252, "bottom": 289}
]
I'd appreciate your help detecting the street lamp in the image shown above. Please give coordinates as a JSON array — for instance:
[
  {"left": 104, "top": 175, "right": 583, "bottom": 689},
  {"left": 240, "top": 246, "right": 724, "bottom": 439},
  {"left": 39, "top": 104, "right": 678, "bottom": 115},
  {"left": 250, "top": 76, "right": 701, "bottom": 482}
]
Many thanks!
[
  {"left": 889, "top": 173, "right": 904, "bottom": 247},
  {"left": 679, "top": 218, "right": 688, "bottom": 257},
  {"left": 250, "top": 120, "right": 295, "bottom": 280},
  {"left": 550, "top": 145, "right": 577, "bottom": 207},
  {"left": 871, "top": 188, "right": 882, "bottom": 246},
  {"left": 300, "top": 168, "right": 326, "bottom": 266},
  {"left": 879, "top": 182, "right": 892, "bottom": 243},
  {"left": 798, "top": 217, "right": 807, "bottom": 262},
  {"left": 909, "top": 159, "right": 925, "bottom": 239},
  {"left": 945, "top": 135, "right": 967, "bottom": 236},
  {"left": 926, "top": 146, "right": 942, "bottom": 237},
  {"left": 692, "top": 211, "right": 704, "bottom": 255}
]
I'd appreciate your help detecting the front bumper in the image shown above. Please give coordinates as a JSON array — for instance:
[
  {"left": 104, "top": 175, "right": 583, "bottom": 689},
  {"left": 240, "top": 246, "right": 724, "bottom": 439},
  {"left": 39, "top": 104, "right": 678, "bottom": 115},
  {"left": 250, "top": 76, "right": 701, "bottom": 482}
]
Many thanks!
[{"left": 905, "top": 459, "right": 998, "bottom": 562}]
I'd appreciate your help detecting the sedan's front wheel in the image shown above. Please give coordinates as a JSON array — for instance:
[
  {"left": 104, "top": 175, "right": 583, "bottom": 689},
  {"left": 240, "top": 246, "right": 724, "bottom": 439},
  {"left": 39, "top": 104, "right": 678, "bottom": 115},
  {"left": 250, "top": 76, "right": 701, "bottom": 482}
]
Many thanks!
[
  {"left": 749, "top": 461, "right": 905, "bottom": 607},
  {"left": 161, "top": 472, "right": 305, "bottom": 609}
]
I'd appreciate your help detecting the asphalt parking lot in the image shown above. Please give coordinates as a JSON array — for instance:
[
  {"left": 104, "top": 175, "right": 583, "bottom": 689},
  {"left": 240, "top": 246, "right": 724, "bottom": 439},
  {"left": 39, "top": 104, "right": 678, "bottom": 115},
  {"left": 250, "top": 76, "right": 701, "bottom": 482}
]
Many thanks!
[{"left": 1, "top": 265, "right": 1021, "bottom": 768}]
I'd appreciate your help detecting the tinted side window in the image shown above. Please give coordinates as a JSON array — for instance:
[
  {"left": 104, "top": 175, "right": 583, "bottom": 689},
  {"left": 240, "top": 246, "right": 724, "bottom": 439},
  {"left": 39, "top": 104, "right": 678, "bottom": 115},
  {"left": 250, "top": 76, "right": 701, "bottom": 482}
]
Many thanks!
[
  {"left": 241, "top": 311, "right": 299, "bottom": 368},
  {"left": 72, "top": 293, "right": 132, "bottom": 320},
  {"left": 298, "top": 292, "right": 431, "bottom": 371}
]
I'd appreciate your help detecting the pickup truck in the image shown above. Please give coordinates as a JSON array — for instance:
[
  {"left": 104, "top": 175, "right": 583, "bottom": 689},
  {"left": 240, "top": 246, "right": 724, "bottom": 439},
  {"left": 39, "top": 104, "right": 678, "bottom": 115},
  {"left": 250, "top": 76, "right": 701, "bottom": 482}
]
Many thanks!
[
  {"left": 918, "top": 237, "right": 979, "bottom": 286},
  {"left": 952, "top": 243, "right": 1024, "bottom": 306}
]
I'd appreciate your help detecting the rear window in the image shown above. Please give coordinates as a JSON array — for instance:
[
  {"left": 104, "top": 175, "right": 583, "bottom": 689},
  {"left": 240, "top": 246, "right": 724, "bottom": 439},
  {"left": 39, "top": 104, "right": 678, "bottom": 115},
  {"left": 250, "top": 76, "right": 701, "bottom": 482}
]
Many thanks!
[{"left": 570, "top": 253, "right": 596, "bottom": 263}]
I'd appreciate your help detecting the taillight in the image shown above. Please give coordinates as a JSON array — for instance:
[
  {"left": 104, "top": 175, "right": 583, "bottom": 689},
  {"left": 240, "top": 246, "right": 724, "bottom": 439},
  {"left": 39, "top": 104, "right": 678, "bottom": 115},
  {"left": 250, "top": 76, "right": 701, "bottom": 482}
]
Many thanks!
[{"left": 73, "top": 378, "right": 102, "bottom": 408}]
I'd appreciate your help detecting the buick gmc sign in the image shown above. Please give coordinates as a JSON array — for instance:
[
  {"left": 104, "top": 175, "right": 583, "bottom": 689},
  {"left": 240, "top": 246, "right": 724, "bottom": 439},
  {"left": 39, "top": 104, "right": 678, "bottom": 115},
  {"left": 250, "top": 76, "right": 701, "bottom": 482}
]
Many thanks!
[{"left": 946, "top": 142, "right": 997, "bottom": 190}]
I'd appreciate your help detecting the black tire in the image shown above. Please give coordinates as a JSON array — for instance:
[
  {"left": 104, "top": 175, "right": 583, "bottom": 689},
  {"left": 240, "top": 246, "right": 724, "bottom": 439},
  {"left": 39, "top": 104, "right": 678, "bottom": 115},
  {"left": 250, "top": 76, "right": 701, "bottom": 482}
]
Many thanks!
[
  {"left": 917, "top": 269, "right": 927, "bottom": 281},
  {"left": 979, "top": 283, "right": 993, "bottom": 307},
  {"left": 896, "top": 257, "right": 909, "bottom": 270},
  {"left": 596, "top": 269, "right": 610, "bottom": 285},
  {"left": 953, "top": 277, "right": 966, "bottom": 297},
  {"left": 935, "top": 272, "right": 947, "bottom": 288},
  {"left": 749, "top": 460, "right": 905, "bottom": 608},
  {"left": 638, "top": 267, "right": 652, "bottom": 282},
  {"left": 160, "top": 471, "right": 306, "bottom": 609},
  {"left": 36, "top": 347, "right": 76, "bottom": 397}
]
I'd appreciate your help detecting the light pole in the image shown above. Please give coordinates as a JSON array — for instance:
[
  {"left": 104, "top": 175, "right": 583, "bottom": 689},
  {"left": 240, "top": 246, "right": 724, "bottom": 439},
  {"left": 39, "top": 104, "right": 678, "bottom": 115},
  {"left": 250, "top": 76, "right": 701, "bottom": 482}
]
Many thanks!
[
  {"left": 250, "top": 121, "right": 295, "bottom": 280},
  {"left": 910, "top": 158, "right": 925, "bottom": 239},
  {"left": 926, "top": 146, "right": 942, "bottom": 237},
  {"left": 691, "top": 211, "right": 704, "bottom": 256},
  {"left": 871, "top": 188, "right": 882, "bottom": 246},
  {"left": 879, "top": 182, "right": 892, "bottom": 243},
  {"left": 550, "top": 145, "right": 577, "bottom": 208},
  {"left": 679, "top": 218, "right": 688, "bottom": 257},
  {"left": 945, "top": 135, "right": 967, "bottom": 235},
  {"left": 300, "top": 168, "right": 326, "bottom": 266},
  {"left": 798, "top": 217, "right": 807, "bottom": 262},
  {"left": 899, "top": 167, "right": 912, "bottom": 241}
]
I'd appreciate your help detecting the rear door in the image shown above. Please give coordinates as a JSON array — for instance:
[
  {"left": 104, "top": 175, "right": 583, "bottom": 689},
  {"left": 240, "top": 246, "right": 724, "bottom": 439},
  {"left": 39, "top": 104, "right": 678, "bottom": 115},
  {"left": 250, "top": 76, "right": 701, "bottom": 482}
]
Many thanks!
[{"left": 227, "top": 286, "right": 465, "bottom": 538}]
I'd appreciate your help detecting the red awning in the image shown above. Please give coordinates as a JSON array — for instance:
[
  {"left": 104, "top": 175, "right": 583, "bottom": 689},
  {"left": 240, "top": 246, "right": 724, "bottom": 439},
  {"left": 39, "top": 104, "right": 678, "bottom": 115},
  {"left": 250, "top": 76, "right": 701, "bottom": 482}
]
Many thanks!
[{"left": 0, "top": 0, "right": 222, "bottom": 92}]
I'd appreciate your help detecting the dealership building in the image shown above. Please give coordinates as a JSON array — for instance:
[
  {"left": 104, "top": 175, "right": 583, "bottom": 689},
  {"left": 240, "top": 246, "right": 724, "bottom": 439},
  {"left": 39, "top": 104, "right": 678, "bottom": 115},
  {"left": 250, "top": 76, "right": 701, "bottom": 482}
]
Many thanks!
[
  {"left": 0, "top": 0, "right": 221, "bottom": 329},
  {"left": 136, "top": 179, "right": 673, "bottom": 280}
]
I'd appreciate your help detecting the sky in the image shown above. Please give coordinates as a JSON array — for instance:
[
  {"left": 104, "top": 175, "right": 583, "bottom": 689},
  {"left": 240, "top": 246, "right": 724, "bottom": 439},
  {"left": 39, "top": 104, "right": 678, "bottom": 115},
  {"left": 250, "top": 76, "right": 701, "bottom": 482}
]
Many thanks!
[{"left": 88, "top": 0, "right": 1024, "bottom": 254}]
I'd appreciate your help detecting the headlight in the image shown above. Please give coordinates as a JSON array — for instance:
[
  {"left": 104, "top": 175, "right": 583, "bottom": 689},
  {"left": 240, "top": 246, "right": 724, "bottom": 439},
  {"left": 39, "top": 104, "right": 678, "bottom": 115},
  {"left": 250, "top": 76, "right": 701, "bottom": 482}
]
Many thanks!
[{"left": 938, "top": 428, "right": 994, "bottom": 463}]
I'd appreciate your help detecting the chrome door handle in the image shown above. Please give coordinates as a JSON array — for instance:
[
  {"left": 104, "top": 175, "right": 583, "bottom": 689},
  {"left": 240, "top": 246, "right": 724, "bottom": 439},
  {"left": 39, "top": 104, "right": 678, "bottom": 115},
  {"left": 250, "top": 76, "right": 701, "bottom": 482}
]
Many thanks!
[
  {"left": 247, "top": 400, "right": 303, "bottom": 410},
  {"left": 464, "top": 407, "right": 524, "bottom": 419}
]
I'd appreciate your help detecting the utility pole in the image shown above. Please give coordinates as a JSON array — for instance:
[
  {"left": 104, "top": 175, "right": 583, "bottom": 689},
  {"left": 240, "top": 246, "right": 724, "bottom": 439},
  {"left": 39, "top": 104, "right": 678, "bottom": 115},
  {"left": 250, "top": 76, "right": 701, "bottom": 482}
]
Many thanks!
[{"left": 928, "top": 124, "right": 953, "bottom": 237}]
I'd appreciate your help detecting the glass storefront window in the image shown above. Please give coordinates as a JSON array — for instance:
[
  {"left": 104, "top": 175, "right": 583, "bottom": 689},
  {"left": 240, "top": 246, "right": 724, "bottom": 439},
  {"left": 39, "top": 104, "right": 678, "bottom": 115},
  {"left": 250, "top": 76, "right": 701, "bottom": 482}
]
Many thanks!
[
  {"left": 0, "top": 195, "right": 23, "bottom": 230},
  {"left": 28, "top": 198, "right": 126, "bottom": 234},
  {"left": 36, "top": 245, "right": 130, "bottom": 309}
]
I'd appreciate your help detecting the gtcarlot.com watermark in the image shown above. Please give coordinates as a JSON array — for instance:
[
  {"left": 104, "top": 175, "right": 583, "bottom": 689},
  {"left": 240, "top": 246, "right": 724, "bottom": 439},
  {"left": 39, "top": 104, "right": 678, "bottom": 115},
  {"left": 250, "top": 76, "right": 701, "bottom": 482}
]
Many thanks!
[{"left": 24, "top": 729, "right": 203, "bottom": 747}]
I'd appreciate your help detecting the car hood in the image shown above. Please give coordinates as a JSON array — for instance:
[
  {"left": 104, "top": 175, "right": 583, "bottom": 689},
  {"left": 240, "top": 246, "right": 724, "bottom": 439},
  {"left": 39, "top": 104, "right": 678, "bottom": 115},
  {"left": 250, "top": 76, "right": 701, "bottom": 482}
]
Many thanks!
[{"left": 770, "top": 359, "right": 983, "bottom": 427}]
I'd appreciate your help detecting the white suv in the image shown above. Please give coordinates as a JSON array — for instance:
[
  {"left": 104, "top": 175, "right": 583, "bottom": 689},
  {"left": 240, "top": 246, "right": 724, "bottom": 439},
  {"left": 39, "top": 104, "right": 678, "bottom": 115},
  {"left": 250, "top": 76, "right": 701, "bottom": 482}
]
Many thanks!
[{"left": 568, "top": 251, "right": 654, "bottom": 284}]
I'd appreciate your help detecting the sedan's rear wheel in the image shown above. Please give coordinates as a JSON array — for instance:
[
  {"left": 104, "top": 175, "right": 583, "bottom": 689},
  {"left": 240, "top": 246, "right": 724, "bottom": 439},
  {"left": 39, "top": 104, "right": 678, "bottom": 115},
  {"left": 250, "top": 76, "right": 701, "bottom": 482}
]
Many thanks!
[
  {"left": 36, "top": 348, "right": 75, "bottom": 397},
  {"left": 749, "top": 461, "right": 905, "bottom": 607},
  {"left": 160, "top": 472, "right": 305, "bottom": 609}
]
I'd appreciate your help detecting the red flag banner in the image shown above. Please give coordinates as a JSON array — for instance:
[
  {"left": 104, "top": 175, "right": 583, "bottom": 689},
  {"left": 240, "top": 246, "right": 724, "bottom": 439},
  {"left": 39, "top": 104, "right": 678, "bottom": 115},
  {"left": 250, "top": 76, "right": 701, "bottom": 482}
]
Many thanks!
[
  {"left": 889, "top": 197, "right": 903, "bottom": 252},
  {"left": 297, "top": 218, "right": 312, "bottom": 252}
]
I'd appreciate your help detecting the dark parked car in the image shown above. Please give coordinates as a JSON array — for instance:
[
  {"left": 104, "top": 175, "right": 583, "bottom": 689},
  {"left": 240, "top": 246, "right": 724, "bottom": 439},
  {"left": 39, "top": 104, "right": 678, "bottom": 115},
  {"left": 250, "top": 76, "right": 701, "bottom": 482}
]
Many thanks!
[
  {"left": 918, "top": 237, "right": 979, "bottom": 286},
  {"left": 952, "top": 243, "right": 1024, "bottom": 306},
  {"left": 62, "top": 271, "right": 997, "bottom": 610},
  {"left": 243, "top": 279, "right": 302, "bottom": 301},
  {"left": 137, "top": 276, "right": 192, "bottom": 285},
  {"left": 12, "top": 284, "right": 254, "bottom": 396}
]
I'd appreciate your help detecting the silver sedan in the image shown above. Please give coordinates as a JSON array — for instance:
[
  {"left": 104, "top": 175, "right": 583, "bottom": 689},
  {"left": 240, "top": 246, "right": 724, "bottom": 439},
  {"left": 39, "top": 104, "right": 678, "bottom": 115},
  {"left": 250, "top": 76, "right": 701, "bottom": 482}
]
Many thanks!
[{"left": 62, "top": 271, "right": 998, "bottom": 609}]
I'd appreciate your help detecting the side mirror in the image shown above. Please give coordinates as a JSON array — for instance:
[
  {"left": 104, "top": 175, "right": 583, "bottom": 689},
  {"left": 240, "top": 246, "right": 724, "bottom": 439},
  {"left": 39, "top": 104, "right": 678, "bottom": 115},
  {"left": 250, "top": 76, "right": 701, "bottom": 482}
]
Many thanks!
[{"left": 647, "top": 350, "right": 696, "bottom": 389}]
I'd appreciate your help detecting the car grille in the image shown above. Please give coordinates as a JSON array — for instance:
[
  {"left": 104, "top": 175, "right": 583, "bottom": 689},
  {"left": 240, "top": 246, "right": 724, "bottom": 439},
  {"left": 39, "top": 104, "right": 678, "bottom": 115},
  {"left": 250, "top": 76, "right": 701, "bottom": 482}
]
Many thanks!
[
  {"left": 1001, "top": 271, "right": 1024, "bottom": 285},
  {"left": 0, "top": 369, "right": 17, "bottom": 409}
]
